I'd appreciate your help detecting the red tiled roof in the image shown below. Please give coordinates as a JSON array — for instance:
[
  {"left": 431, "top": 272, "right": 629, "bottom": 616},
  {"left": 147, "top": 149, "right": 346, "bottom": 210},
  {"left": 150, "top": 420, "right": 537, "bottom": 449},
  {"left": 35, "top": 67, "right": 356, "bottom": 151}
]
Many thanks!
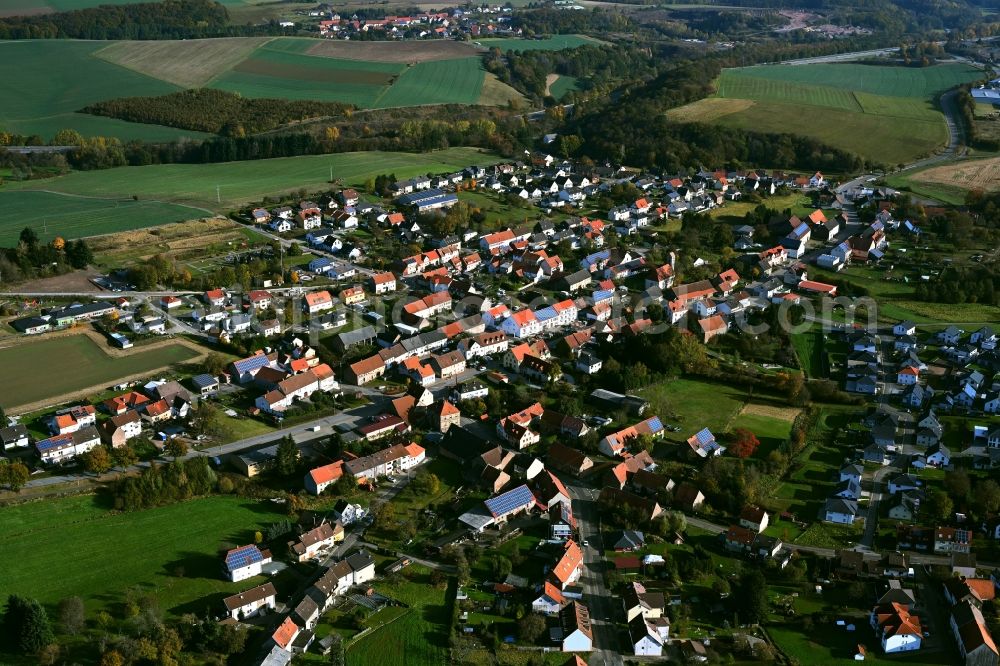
[
  {"left": 309, "top": 461, "right": 344, "bottom": 486},
  {"left": 272, "top": 617, "right": 299, "bottom": 649}
]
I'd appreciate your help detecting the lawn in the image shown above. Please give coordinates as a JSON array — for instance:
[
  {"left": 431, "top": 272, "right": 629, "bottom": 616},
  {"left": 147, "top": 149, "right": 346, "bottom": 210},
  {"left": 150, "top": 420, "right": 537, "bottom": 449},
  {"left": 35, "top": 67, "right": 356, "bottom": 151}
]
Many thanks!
[
  {"left": 0, "top": 334, "right": 200, "bottom": 410},
  {"left": 790, "top": 327, "right": 828, "bottom": 378},
  {"left": 668, "top": 62, "right": 983, "bottom": 166},
  {"left": 0, "top": 40, "right": 211, "bottom": 141},
  {"left": 348, "top": 566, "right": 451, "bottom": 666},
  {"left": 769, "top": 622, "right": 956, "bottom": 666},
  {"left": 4, "top": 147, "right": 500, "bottom": 212},
  {"left": 0, "top": 494, "right": 283, "bottom": 615},
  {"left": 0, "top": 191, "right": 208, "bottom": 246},
  {"left": 637, "top": 376, "right": 797, "bottom": 459},
  {"left": 476, "top": 35, "right": 601, "bottom": 51},
  {"left": 771, "top": 408, "right": 854, "bottom": 519}
]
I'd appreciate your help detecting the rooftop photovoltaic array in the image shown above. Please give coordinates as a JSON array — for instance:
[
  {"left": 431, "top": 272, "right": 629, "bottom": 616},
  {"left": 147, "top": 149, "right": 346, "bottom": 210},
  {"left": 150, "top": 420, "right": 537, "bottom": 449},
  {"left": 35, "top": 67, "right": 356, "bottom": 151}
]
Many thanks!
[
  {"left": 485, "top": 484, "right": 535, "bottom": 517},
  {"left": 226, "top": 544, "right": 264, "bottom": 570}
]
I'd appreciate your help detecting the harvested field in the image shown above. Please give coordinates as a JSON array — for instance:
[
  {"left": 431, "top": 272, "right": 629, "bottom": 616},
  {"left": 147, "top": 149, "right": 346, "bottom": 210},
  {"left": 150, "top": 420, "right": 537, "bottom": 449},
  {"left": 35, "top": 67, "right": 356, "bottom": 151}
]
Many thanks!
[
  {"left": 665, "top": 97, "right": 755, "bottom": 123},
  {"left": 95, "top": 37, "right": 272, "bottom": 88},
  {"left": 909, "top": 157, "right": 1000, "bottom": 193},
  {"left": 88, "top": 217, "right": 258, "bottom": 268},
  {"left": 7, "top": 270, "right": 101, "bottom": 294},
  {"left": 479, "top": 73, "right": 524, "bottom": 106},
  {"left": 739, "top": 402, "right": 801, "bottom": 423},
  {"left": 306, "top": 39, "right": 479, "bottom": 63}
]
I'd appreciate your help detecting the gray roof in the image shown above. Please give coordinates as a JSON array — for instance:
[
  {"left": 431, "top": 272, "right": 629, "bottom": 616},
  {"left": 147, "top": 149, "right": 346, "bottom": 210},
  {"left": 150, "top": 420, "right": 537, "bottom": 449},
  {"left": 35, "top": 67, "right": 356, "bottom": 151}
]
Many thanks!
[{"left": 336, "top": 325, "right": 377, "bottom": 348}]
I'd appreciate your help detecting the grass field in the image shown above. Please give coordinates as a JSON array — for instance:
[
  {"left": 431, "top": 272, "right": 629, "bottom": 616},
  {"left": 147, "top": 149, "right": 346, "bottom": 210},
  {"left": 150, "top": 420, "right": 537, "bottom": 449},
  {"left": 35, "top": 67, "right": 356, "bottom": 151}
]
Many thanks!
[
  {"left": 0, "top": 335, "right": 199, "bottom": 409},
  {"left": 638, "top": 377, "right": 791, "bottom": 458},
  {"left": 0, "top": 37, "right": 512, "bottom": 140},
  {"left": 200, "top": 37, "right": 488, "bottom": 108},
  {"left": 667, "top": 63, "right": 983, "bottom": 166},
  {"left": 348, "top": 566, "right": 450, "bottom": 666},
  {"left": 548, "top": 74, "right": 579, "bottom": 100},
  {"left": 0, "top": 494, "right": 282, "bottom": 615},
  {"left": 0, "top": 40, "right": 211, "bottom": 141},
  {"left": 3, "top": 147, "right": 498, "bottom": 211},
  {"left": 476, "top": 35, "right": 601, "bottom": 51},
  {"left": 0, "top": 191, "right": 209, "bottom": 245}
]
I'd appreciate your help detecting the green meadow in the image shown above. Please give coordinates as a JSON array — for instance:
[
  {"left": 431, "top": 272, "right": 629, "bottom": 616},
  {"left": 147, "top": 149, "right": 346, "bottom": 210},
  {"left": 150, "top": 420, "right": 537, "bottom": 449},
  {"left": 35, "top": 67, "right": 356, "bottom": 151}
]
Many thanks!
[
  {"left": 3, "top": 147, "right": 499, "bottom": 211},
  {"left": 668, "top": 63, "right": 983, "bottom": 165}
]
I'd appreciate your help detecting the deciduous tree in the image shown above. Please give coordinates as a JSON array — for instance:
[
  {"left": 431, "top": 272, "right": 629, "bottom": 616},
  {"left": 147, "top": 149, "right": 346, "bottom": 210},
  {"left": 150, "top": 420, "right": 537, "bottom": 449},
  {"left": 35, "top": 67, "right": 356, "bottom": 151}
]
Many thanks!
[{"left": 729, "top": 428, "right": 761, "bottom": 459}]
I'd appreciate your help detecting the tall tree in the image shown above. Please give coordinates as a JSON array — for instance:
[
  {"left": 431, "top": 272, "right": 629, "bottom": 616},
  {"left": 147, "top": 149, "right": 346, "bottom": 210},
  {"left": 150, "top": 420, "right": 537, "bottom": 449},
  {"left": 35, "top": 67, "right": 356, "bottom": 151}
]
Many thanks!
[
  {"left": 110, "top": 444, "right": 138, "bottom": 475},
  {"left": 82, "top": 446, "right": 112, "bottom": 475},
  {"left": 0, "top": 461, "right": 29, "bottom": 492},
  {"left": 275, "top": 436, "right": 298, "bottom": 477},
  {"left": 2, "top": 595, "right": 54, "bottom": 654},
  {"left": 733, "top": 569, "right": 768, "bottom": 625},
  {"left": 164, "top": 439, "right": 188, "bottom": 460},
  {"left": 58, "top": 597, "right": 85, "bottom": 635}
]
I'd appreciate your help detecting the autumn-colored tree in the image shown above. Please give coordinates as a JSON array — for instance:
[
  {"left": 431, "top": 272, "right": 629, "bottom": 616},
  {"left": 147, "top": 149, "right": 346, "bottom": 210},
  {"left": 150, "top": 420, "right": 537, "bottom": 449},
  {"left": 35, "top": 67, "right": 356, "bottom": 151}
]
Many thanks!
[
  {"left": 51, "top": 237, "right": 65, "bottom": 251},
  {"left": 730, "top": 428, "right": 761, "bottom": 459},
  {"left": 325, "top": 126, "right": 340, "bottom": 141}
]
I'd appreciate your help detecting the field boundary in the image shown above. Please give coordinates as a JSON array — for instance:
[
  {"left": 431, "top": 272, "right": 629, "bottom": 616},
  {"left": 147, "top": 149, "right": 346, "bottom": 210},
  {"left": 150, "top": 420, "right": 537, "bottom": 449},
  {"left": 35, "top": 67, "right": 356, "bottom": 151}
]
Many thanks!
[{"left": 2, "top": 328, "right": 210, "bottom": 413}]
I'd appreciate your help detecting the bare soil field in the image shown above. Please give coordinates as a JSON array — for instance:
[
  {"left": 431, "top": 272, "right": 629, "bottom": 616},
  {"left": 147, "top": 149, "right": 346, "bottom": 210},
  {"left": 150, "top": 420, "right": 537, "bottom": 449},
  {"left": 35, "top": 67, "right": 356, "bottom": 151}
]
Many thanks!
[
  {"left": 911, "top": 157, "right": 1000, "bottom": 193},
  {"left": 6, "top": 270, "right": 102, "bottom": 294},
  {"left": 233, "top": 57, "right": 396, "bottom": 85},
  {"left": 306, "top": 39, "right": 479, "bottom": 63},
  {"left": 740, "top": 402, "right": 801, "bottom": 422},
  {"left": 95, "top": 37, "right": 273, "bottom": 88}
]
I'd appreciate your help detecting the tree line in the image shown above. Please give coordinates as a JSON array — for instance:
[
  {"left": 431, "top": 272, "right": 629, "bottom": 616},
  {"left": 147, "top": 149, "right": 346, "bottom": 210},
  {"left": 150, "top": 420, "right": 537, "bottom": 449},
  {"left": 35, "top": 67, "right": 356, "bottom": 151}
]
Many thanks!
[
  {"left": 0, "top": 0, "right": 277, "bottom": 40},
  {"left": 82, "top": 89, "right": 354, "bottom": 137},
  {"left": 0, "top": 227, "right": 93, "bottom": 284}
]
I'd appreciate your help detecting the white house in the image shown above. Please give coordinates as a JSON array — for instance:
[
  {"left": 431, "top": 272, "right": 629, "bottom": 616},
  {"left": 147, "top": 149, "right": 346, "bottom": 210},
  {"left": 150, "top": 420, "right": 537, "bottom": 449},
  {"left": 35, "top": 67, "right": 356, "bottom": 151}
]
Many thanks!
[
  {"left": 223, "top": 582, "right": 277, "bottom": 620},
  {"left": 560, "top": 602, "right": 593, "bottom": 652},
  {"left": 824, "top": 498, "right": 859, "bottom": 525},
  {"left": 870, "top": 603, "right": 922, "bottom": 654},
  {"left": 224, "top": 544, "right": 272, "bottom": 582}
]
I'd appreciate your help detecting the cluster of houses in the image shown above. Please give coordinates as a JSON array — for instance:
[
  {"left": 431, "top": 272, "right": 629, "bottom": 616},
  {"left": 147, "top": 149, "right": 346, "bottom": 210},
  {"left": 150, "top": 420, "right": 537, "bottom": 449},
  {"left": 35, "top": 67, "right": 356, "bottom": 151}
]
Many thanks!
[
  {"left": 314, "top": 5, "right": 520, "bottom": 40},
  {"left": 722, "top": 506, "right": 791, "bottom": 567},
  {"left": 9, "top": 299, "right": 165, "bottom": 341},
  {"left": 841, "top": 546, "right": 999, "bottom": 665},
  {"left": 303, "top": 440, "right": 426, "bottom": 493},
  {"left": 161, "top": 289, "right": 284, "bottom": 342},
  {"left": 28, "top": 380, "right": 194, "bottom": 464},
  {"left": 219, "top": 534, "right": 378, "bottom": 666},
  {"left": 223, "top": 344, "right": 338, "bottom": 418}
]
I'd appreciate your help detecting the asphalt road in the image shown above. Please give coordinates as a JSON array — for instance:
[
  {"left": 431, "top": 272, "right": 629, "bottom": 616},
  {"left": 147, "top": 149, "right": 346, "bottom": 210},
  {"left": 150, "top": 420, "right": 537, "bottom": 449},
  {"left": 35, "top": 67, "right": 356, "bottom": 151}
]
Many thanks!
[{"left": 567, "top": 482, "right": 624, "bottom": 666}]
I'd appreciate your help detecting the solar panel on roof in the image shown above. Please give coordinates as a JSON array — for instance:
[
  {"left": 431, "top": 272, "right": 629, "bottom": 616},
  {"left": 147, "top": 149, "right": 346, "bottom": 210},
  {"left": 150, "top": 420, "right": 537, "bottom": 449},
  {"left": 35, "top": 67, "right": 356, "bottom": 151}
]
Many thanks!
[
  {"left": 234, "top": 355, "right": 270, "bottom": 374},
  {"left": 534, "top": 307, "right": 556, "bottom": 321},
  {"left": 485, "top": 485, "right": 534, "bottom": 517},
  {"left": 647, "top": 416, "right": 663, "bottom": 433},
  {"left": 695, "top": 428, "right": 714, "bottom": 445}
]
